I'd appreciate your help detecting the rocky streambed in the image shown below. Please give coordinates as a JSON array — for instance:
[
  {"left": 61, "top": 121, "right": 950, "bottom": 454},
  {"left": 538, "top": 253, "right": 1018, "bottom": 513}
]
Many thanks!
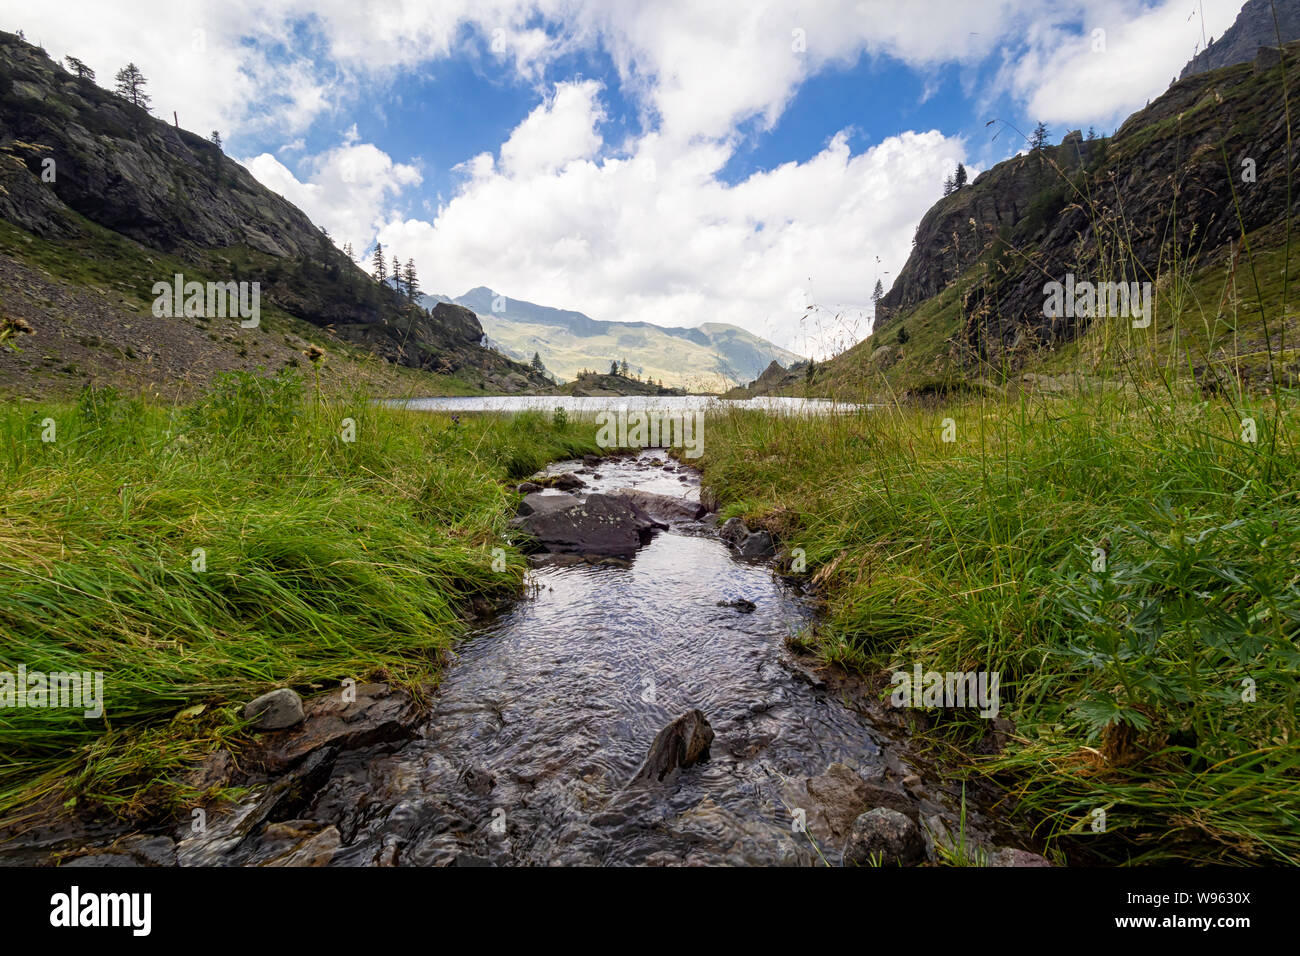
[{"left": 1, "top": 449, "right": 1045, "bottom": 867}]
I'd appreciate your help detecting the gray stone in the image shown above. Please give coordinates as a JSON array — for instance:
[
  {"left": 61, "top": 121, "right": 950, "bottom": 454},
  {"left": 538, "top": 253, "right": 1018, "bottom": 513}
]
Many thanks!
[
  {"left": 611, "top": 487, "right": 706, "bottom": 523},
  {"left": 516, "top": 491, "right": 580, "bottom": 518},
  {"left": 870, "top": 344, "right": 899, "bottom": 368},
  {"left": 242, "top": 688, "right": 305, "bottom": 731},
  {"left": 842, "top": 807, "right": 925, "bottom": 867},
  {"left": 260, "top": 682, "right": 419, "bottom": 772},
  {"left": 719, "top": 517, "right": 750, "bottom": 545},
  {"left": 976, "top": 715, "right": 1017, "bottom": 755}
]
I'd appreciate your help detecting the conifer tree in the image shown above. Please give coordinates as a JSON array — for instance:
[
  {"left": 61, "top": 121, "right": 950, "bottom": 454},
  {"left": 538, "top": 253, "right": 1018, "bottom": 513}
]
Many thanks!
[
  {"left": 403, "top": 258, "right": 419, "bottom": 300},
  {"left": 113, "top": 63, "right": 150, "bottom": 110},
  {"left": 65, "top": 56, "right": 94, "bottom": 81}
]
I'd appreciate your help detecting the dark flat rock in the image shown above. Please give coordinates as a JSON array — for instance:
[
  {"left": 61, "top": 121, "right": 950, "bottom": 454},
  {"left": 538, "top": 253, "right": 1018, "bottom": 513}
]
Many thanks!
[{"left": 511, "top": 492, "right": 663, "bottom": 558}]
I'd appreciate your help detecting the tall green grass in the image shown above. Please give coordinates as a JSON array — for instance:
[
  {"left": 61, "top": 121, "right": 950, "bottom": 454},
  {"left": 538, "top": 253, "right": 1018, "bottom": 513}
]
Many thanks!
[
  {"left": 0, "top": 371, "right": 599, "bottom": 824},
  {"left": 700, "top": 386, "right": 1298, "bottom": 864}
]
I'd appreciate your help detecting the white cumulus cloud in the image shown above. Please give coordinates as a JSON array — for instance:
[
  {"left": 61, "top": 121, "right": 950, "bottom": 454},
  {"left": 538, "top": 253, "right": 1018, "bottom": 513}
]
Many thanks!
[{"left": 242, "top": 143, "right": 422, "bottom": 254}]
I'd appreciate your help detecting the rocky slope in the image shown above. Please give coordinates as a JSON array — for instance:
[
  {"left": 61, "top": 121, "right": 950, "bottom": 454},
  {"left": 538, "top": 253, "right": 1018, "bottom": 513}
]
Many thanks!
[
  {"left": 958, "top": 41, "right": 1299, "bottom": 366},
  {"left": 0, "top": 31, "right": 547, "bottom": 395},
  {"left": 1180, "top": 0, "right": 1300, "bottom": 79}
]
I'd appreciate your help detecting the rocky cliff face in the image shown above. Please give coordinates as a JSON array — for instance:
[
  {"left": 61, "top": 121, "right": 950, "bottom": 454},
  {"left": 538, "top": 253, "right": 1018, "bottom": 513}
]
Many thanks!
[
  {"left": 964, "top": 43, "right": 1300, "bottom": 364},
  {"left": 1180, "top": 0, "right": 1300, "bottom": 79},
  {"left": 875, "top": 132, "right": 1101, "bottom": 328},
  {"left": 0, "top": 31, "right": 546, "bottom": 390},
  {"left": 0, "top": 39, "right": 314, "bottom": 257},
  {"left": 874, "top": 39, "right": 1300, "bottom": 371}
]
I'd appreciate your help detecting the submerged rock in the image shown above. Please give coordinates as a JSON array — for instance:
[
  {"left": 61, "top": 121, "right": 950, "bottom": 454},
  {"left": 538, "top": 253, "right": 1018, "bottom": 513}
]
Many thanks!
[
  {"left": 242, "top": 689, "right": 305, "bottom": 731},
  {"left": 256, "top": 821, "right": 341, "bottom": 867},
  {"left": 630, "top": 709, "right": 715, "bottom": 785},
  {"left": 842, "top": 807, "right": 925, "bottom": 867},
  {"left": 717, "top": 598, "right": 757, "bottom": 613},
  {"left": 784, "top": 763, "right": 918, "bottom": 848},
  {"left": 62, "top": 853, "right": 140, "bottom": 867}
]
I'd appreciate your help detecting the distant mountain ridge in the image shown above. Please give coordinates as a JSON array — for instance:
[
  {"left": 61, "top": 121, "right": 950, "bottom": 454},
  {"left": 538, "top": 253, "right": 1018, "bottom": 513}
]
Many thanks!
[{"left": 421, "top": 286, "right": 804, "bottom": 390}]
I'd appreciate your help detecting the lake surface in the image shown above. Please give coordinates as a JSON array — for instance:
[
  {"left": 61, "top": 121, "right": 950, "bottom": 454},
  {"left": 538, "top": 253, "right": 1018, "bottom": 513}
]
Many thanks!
[{"left": 392, "top": 395, "right": 865, "bottom": 415}]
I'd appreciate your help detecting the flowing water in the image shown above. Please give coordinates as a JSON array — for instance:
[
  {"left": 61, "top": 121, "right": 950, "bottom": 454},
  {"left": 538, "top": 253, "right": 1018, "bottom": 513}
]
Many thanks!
[{"left": 320, "top": 454, "right": 878, "bottom": 865}]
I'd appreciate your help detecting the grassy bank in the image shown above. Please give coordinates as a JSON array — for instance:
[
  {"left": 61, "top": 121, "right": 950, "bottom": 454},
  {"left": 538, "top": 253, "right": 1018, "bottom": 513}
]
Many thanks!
[
  {"left": 0, "top": 371, "right": 599, "bottom": 825},
  {"left": 699, "top": 384, "right": 1299, "bottom": 865}
]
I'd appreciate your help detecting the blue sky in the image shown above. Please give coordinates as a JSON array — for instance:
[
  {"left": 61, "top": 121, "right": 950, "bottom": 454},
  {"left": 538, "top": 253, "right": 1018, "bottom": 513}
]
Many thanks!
[{"left": 17, "top": 0, "right": 1244, "bottom": 356}]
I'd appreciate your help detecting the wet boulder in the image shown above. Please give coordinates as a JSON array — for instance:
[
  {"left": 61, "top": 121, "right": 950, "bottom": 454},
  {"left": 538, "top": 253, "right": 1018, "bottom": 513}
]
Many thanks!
[
  {"left": 550, "top": 472, "right": 587, "bottom": 491},
  {"left": 630, "top": 709, "right": 715, "bottom": 785},
  {"left": 720, "top": 516, "right": 750, "bottom": 544},
  {"left": 842, "top": 808, "right": 925, "bottom": 867},
  {"left": 512, "top": 493, "right": 664, "bottom": 558},
  {"left": 738, "top": 530, "right": 776, "bottom": 559},
  {"left": 611, "top": 487, "right": 706, "bottom": 523},
  {"left": 719, "top": 517, "right": 777, "bottom": 559}
]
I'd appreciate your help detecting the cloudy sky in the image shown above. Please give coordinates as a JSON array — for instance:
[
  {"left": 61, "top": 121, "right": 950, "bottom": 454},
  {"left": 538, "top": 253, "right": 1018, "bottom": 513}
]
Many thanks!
[{"left": 15, "top": 1, "right": 1243, "bottom": 356}]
